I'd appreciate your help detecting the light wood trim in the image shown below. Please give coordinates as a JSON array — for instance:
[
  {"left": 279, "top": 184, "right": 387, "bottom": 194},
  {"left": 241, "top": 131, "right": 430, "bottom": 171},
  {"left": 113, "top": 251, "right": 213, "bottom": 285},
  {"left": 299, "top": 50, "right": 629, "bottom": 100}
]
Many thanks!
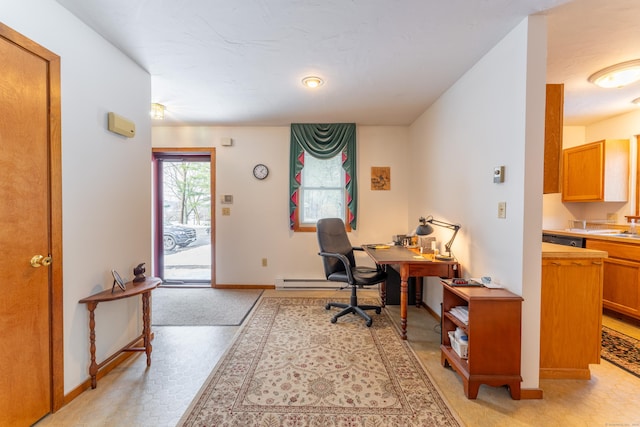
[
  {"left": 543, "top": 84, "right": 563, "bottom": 194},
  {"left": 520, "top": 389, "right": 544, "bottom": 399},
  {"left": 0, "top": 22, "right": 64, "bottom": 412},
  {"left": 152, "top": 148, "right": 216, "bottom": 286}
]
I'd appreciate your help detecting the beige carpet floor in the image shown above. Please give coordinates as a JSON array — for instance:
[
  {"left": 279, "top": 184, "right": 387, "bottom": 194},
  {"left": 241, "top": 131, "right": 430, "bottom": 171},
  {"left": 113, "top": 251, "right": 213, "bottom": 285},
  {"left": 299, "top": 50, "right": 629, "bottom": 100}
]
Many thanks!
[
  {"left": 152, "top": 287, "right": 263, "bottom": 326},
  {"left": 178, "top": 296, "right": 461, "bottom": 426}
]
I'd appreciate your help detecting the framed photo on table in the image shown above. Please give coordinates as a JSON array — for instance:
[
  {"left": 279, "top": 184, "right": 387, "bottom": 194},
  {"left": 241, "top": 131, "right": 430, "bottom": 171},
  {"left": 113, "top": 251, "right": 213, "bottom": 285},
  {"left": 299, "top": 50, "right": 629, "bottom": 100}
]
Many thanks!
[{"left": 111, "top": 269, "right": 126, "bottom": 293}]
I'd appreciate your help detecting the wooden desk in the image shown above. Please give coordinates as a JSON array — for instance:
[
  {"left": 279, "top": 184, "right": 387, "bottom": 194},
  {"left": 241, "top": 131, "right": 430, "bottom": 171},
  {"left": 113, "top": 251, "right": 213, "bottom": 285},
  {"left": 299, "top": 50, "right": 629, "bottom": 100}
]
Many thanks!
[
  {"left": 79, "top": 277, "right": 161, "bottom": 388},
  {"left": 362, "top": 245, "right": 459, "bottom": 339}
]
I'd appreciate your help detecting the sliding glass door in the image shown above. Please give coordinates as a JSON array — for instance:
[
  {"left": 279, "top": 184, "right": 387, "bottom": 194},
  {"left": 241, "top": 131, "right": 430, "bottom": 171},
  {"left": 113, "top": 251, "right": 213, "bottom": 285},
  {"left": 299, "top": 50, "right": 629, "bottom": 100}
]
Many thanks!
[{"left": 154, "top": 151, "right": 213, "bottom": 284}]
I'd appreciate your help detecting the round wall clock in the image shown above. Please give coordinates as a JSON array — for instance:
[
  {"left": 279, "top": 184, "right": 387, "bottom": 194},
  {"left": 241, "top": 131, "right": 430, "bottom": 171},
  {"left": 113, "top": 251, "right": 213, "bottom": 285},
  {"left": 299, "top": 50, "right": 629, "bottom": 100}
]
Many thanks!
[{"left": 253, "top": 163, "right": 269, "bottom": 180}]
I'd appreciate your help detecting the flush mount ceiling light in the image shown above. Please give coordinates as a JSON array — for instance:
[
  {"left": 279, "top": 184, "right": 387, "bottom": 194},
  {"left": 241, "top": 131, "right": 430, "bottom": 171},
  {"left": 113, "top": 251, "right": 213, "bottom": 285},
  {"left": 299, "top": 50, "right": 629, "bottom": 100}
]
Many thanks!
[
  {"left": 588, "top": 59, "right": 640, "bottom": 88},
  {"left": 301, "top": 76, "right": 324, "bottom": 88},
  {"left": 150, "top": 103, "right": 165, "bottom": 120},
  {"left": 633, "top": 97, "right": 640, "bottom": 106}
]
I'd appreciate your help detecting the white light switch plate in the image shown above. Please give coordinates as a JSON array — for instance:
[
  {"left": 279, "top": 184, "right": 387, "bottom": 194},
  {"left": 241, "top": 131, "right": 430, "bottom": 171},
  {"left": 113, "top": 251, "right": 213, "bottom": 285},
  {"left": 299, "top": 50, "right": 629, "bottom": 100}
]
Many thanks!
[{"left": 498, "top": 202, "right": 506, "bottom": 218}]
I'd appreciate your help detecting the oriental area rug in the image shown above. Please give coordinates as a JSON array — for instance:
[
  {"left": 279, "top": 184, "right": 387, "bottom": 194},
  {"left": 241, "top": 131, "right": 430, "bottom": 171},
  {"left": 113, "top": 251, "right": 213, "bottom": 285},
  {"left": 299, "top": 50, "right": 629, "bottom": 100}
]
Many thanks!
[
  {"left": 178, "top": 296, "right": 461, "bottom": 426},
  {"left": 601, "top": 326, "right": 640, "bottom": 379}
]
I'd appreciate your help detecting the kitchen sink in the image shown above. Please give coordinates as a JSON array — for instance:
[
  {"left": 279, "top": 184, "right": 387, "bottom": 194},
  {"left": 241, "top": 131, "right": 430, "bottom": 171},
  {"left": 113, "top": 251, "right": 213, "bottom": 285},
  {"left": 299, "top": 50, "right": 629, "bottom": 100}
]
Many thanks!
[{"left": 602, "top": 233, "right": 640, "bottom": 239}]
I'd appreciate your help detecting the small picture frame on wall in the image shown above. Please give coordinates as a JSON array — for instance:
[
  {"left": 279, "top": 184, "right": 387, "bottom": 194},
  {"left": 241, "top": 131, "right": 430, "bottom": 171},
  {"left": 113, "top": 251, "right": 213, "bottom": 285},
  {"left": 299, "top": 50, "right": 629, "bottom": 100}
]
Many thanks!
[
  {"left": 111, "top": 269, "right": 126, "bottom": 293},
  {"left": 371, "top": 166, "right": 391, "bottom": 190}
]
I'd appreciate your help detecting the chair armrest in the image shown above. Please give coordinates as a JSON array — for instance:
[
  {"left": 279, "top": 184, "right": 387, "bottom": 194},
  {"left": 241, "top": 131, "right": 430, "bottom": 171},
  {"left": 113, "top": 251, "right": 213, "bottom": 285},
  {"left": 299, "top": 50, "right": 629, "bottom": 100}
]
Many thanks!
[{"left": 318, "top": 251, "right": 356, "bottom": 283}]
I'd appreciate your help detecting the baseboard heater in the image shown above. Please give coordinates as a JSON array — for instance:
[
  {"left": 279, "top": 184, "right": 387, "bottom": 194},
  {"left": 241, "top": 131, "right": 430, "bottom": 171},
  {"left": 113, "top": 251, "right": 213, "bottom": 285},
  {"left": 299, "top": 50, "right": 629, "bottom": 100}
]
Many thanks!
[{"left": 275, "top": 278, "right": 341, "bottom": 289}]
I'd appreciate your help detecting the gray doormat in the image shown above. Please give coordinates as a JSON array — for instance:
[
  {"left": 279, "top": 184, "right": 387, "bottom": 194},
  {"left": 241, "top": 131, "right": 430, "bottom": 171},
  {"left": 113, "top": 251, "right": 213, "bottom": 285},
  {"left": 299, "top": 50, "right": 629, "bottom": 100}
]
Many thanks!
[{"left": 152, "top": 288, "right": 263, "bottom": 326}]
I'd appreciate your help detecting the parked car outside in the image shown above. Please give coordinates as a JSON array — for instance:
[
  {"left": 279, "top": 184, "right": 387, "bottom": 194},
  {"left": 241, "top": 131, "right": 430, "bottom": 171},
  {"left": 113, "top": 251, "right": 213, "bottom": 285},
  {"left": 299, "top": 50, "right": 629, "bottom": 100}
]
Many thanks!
[{"left": 163, "top": 224, "right": 197, "bottom": 251}]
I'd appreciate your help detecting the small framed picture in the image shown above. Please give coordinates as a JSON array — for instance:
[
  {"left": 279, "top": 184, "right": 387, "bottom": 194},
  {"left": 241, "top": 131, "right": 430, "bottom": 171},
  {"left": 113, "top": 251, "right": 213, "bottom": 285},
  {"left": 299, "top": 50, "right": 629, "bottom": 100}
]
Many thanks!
[{"left": 111, "top": 269, "right": 126, "bottom": 293}]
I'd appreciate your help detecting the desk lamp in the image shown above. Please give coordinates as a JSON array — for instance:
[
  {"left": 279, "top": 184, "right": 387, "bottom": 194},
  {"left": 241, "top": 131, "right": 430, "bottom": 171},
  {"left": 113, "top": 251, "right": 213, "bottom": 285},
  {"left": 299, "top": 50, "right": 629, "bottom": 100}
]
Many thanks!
[{"left": 416, "top": 216, "right": 461, "bottom": 260}]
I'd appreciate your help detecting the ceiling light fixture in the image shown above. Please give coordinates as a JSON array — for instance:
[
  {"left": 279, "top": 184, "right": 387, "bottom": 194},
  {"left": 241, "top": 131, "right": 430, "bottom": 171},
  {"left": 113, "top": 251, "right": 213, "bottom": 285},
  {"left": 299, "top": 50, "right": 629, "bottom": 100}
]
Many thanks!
[
  {"left": 151, "top": 103, "right": 165, "bottom": 120},
  {"left": 588, "top": 59, "right": 640, "bottom": 88},
  {"left": 633, "top": 97, "right": 640, "bottom": 106},
  {"left": 301, "top": 76, "right": 324, "bottom": 89}
]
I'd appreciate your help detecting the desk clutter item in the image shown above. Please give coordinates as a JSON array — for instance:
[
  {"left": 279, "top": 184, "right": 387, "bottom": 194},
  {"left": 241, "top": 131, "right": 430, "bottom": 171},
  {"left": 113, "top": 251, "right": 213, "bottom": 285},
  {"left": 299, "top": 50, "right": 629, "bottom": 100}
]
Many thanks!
[{"left": 448, "top": 330, "right": 468, "bottom": 359}]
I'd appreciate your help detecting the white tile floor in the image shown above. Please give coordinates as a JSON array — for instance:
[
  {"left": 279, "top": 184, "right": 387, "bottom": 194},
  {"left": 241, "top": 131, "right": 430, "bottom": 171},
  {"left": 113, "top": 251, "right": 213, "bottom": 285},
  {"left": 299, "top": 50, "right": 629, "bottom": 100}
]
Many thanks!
[{"left": 36, "top": 289, "right": 640, "bottom": 426}]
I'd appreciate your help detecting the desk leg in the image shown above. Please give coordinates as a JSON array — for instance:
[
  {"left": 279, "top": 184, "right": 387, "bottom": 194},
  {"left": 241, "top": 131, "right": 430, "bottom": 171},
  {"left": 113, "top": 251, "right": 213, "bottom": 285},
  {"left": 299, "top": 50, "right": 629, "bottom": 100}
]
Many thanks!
[
  {"left": 142, "top": 291, "right": 152, "bottom": 367},
  {"left": 400, "top": 264, "right": 409, "bottom": 340},
  {"left": 380, "top": 279, "right": 387, "bottom": 307},
  {"left": 86, "top": 302, "right": 99, "bottom": 389}
]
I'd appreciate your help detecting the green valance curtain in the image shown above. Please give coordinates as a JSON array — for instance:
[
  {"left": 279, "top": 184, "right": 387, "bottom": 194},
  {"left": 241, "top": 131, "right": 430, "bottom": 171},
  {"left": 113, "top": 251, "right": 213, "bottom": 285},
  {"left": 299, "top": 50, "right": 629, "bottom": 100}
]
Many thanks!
[{"left": 289, "top": 123, "right": 357, "bottom": 230}]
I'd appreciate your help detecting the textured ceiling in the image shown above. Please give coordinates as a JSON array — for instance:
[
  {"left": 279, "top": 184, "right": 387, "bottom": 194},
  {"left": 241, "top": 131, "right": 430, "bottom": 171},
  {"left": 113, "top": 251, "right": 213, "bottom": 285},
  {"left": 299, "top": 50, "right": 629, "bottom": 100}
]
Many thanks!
[{"left": 56, "top": 0, "right": 640, "bottom": 126}]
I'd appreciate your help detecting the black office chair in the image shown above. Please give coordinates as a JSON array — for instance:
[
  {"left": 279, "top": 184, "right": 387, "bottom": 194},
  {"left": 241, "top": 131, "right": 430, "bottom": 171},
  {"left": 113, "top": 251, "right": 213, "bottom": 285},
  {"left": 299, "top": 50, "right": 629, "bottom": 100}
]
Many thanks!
[{"left": 317, "top": 218, "right": 387, "bottom": 327}]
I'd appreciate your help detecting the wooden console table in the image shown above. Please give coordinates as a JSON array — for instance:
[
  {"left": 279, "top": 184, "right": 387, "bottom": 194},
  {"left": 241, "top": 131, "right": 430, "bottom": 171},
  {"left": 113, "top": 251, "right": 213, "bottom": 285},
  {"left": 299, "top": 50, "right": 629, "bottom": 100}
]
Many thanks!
[
  {"left": 79, "top": 277, "right": 161, "bottom": 388},
  {"left": 363, "top": 245, "right": 459, "bottom": 339}
]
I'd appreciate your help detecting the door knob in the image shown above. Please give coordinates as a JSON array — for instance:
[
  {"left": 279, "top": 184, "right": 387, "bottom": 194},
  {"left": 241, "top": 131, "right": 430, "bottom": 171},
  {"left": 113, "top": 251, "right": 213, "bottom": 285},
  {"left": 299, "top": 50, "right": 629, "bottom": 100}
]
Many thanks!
[{"left": 31, "top": 255, "right": 52, "bottom": 267}]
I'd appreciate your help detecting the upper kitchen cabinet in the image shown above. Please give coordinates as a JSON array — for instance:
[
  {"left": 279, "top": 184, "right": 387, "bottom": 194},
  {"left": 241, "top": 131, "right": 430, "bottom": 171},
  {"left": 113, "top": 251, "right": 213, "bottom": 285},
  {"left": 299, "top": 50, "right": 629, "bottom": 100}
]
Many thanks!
[
  {"left": 562, "top": 139, "right": 629, "bottom": 202},
  {"left": 543, "top": 84, "right": 564, "bottom": 194}
]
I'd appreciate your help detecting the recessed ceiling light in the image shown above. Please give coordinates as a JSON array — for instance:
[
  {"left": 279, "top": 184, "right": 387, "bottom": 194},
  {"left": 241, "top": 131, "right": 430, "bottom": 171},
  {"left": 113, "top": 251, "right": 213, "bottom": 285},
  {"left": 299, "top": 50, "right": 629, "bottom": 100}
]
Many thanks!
[
  {"left": 301, "top": 76, "right": 324, "bottom": 89},
  {"left": 588, "top": 59, "right": 640, "bottom": 88}
]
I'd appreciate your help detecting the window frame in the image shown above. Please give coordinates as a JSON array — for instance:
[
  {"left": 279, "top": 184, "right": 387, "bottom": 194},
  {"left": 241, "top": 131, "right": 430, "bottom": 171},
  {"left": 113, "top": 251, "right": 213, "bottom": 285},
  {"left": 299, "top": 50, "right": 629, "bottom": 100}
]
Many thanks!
[{"left": 293, "top": 152, "right": 351, "bottom": 232}]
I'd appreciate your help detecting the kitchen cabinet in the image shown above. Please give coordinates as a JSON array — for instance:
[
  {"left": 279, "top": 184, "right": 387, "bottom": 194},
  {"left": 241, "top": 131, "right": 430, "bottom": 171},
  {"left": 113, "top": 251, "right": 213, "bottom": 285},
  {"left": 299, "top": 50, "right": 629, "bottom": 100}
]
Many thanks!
[
  {"left": 543, "top": 84, "right": 563, "bottom": 194},
  {"left": 586, "top": 239, "right": 640, "bottom": 319},
  {"left": 540, "top": 250, "right": 604, "bottom": 379},
  {"left": 440, "top": 281, "right": 522, "bottom": 399},
  {"left": 562, "top": 139, "right": 629, "bottom": 202}
]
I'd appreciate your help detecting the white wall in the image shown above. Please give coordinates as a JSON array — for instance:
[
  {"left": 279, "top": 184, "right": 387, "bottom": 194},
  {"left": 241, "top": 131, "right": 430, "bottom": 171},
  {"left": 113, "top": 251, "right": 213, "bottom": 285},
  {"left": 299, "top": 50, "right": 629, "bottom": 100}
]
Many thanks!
[
  {"left": 408, "top": 16, "right": 547, "bottom": 390},
  {"left": 152, "top": 125, "right": 411, "bottom": 283},
  {"left": 543, "top": 110, "right": 640, "bottom": 228},
  {"left": 3, "top": 0, "right": 152, "bottom": 393}
]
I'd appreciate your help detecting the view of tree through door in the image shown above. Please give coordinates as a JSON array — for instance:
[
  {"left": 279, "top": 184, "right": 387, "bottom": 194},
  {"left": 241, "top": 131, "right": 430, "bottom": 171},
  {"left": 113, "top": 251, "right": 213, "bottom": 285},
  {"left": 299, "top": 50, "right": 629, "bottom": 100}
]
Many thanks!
[{"left": 154, "top": 151, "right": 214, "bottom": 284}]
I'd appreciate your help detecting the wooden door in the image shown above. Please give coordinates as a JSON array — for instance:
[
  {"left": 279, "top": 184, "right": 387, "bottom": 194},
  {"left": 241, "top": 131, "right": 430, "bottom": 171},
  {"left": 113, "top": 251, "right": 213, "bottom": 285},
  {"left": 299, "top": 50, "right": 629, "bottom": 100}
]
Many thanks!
[{"left": 0, "top": 24, "right": 63, "bottom": 424}]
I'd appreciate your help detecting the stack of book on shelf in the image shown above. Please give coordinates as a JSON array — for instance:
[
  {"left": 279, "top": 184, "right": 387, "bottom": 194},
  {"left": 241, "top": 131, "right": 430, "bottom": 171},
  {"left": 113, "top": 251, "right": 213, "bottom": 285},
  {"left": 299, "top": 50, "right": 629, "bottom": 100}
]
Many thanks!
[{"left": 449, "top": 306, "right": 469, "bottom": 325}]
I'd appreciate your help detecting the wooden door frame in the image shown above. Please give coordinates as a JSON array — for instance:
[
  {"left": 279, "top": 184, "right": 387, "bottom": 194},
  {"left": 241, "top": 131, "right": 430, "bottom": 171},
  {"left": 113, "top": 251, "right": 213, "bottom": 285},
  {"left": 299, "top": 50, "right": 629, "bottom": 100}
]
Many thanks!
[
  {"left": 0, "top": 23, "right": 64, "bottom": 412},
  {"left": 152, "top": 148, "right": 216, "bottom": 286}
]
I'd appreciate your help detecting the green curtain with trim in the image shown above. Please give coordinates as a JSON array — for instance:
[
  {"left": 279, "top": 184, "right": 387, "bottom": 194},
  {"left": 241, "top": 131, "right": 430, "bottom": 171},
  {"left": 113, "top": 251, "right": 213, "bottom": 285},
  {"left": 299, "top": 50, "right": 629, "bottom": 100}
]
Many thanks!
[{"left": 289, "top": 123, "right": 357, "bottom": 230}]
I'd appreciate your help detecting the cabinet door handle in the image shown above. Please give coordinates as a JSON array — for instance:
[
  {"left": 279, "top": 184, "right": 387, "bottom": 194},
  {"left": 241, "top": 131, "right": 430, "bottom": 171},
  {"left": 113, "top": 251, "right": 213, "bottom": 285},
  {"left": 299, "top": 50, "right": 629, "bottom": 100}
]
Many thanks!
[
  {"left": 571, "top": 261, "right": 584, "bottom": 266},
  {"left": 551, "top": 262, "right": 562, "bottom": 266}
]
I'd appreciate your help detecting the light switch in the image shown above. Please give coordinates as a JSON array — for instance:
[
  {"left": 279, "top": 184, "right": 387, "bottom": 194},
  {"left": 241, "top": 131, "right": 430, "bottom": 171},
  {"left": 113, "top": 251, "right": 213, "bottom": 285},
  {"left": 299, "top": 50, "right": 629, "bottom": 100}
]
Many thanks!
[
  {"left": 498, "top": 202, "right": 506, "bottom": 218},
  {"left": 222, "top": 207, "right": 231, "bottom": 216}
]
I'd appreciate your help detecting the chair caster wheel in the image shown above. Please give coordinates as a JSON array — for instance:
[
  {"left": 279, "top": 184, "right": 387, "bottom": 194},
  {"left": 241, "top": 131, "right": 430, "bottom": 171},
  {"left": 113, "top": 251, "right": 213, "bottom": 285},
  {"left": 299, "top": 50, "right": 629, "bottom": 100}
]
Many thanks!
[
  {"left": 375, "top": 308, "right": 381, "bottom": 314},
  {"left": 366, "top": 319, "right": 373, "bottom": 327},
  {"left": 331, "top": 317, "right": 337, "bottom": 324},
  {"left": 325, "top": 304, "right": 331, "bottom": 310}
]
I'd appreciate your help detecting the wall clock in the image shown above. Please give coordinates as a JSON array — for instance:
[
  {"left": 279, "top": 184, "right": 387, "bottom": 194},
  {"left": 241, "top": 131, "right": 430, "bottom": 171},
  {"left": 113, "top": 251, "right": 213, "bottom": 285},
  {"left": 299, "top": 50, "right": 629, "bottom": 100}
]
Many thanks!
[{"left": 253, "top": 163, "right": 269, "bottom": 180}]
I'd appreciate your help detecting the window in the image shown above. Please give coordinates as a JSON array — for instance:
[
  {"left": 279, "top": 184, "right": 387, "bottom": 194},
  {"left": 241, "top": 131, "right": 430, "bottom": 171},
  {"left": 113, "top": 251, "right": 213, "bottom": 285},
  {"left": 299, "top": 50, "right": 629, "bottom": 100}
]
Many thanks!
[
  {"left": 289, "top": 123, "right": 357, "bottom": 231},
  {"left": 299, "top": 153, "right": 345, "bottom": 226}
]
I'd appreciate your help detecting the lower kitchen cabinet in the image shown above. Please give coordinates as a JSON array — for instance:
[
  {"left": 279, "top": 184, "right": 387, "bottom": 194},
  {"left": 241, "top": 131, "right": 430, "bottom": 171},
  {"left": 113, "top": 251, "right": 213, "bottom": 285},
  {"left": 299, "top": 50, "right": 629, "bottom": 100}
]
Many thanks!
[
  {"left": 586, "top": 239, "right": 640, "bottom": 319},
  {"left": 540, "top": 256, "right": 604, "bottom": 379}
]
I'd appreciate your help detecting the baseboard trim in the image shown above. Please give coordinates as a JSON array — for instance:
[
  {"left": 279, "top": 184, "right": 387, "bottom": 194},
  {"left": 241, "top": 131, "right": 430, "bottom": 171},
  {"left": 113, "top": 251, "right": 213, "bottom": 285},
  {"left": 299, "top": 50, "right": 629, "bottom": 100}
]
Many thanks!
[
  {"left": 213, "top": 284, "right": 275, "bottom": 289},
  {"left": 520, "top": 388, "right": 544, "bottom": 399}
]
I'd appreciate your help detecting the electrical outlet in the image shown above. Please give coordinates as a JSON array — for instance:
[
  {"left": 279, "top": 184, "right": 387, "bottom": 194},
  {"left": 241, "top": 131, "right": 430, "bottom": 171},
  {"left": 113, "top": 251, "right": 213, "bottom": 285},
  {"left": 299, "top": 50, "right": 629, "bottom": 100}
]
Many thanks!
[
  {"left": 261, "top": 258, "right": 268, "bottom": 267},
  {"left": 222, "top": 207, "right": 231, "bottom": 216},
  {"left": 498, "top": 201, "right": 506, "bottom": 218}
]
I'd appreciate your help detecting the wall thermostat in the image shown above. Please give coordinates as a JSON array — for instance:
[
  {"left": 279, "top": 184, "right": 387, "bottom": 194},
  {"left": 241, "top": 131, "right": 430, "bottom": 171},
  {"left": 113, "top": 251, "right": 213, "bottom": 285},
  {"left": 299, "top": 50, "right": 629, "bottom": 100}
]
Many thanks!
[{"left": 493, "top": 166, "right": 505, "bottom": 183}]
